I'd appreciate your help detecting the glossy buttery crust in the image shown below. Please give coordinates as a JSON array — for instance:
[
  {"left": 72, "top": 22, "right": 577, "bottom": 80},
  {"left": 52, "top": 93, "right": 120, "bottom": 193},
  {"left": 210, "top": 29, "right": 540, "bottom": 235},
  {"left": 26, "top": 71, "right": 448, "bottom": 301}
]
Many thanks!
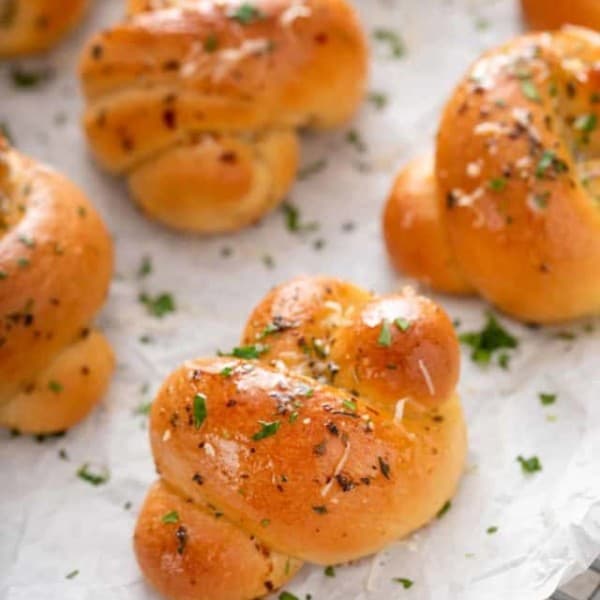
[
  {"left": 521, "top": 0, "right": 600, "bottom": 31},
  {"left": 134, "top": 275, "right": 467, "bottom": 600},
  {"left": 384, "top": 27, "right": 600, "bottom": 323},
  {"left": 0, "top": 137, "right": 114, "bottom": 433},
  {"left": 79, "top": 0, "right": 368, "bottom": 233},
  {"left": 0, "top": 0, "right": 88, "bottom": 57}
]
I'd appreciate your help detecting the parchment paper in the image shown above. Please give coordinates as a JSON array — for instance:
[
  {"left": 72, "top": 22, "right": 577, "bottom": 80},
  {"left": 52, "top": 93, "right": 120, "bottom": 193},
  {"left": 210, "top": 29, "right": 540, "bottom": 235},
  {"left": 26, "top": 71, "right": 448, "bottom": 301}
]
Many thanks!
[{"left": 1, "top": 1, "right": 600, "bottom": 599}]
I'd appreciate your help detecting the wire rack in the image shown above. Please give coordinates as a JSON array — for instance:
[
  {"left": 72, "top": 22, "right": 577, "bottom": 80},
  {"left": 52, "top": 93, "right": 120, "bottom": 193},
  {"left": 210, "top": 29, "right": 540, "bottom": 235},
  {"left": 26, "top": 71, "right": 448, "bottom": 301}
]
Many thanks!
[{"left": 551, "top": 560, "right": 600, "bottom": 600}]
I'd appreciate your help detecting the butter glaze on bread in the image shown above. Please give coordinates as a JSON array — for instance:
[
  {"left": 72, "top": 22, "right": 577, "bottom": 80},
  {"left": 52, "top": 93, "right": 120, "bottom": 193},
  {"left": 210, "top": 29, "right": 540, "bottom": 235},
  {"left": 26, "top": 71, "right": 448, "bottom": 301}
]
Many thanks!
[
  {"left": 0, "top": 0, "right": 88, "bottom": 56},
  {"left": 0, "top": 137, "right": 114, "bottom": 433},
  {"left": 134, "top": 276, "right": 466, "bottom": 600},
  {"left": 79, "top": 0, "right": 368, "bottom": 233},
  {"left": 521, "top": 0, "right": 600, "bottom": 31},
  {"left": 384, "top": 27, "right": 600, "bottom": 323}
]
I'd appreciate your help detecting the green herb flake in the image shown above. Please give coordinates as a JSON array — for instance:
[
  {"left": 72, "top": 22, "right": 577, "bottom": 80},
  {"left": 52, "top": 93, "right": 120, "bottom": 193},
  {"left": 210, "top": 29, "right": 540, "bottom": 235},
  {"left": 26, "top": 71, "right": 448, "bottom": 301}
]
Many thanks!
[
  {"left": 279, "top": 592, "right": 299, "bottom": 600},
  {"left": 252, "top": 420, "right": 280, "bottom": 441},
  {"left": 574, "top": 113, "right": 597, "bottom": 133},
  {"left": 161, "top": 510, "right": 180, "bottom": 524},
  {"left": 77, "top": 463, "right": 110, "bottom": 486},
  {"left": 486, "top": 526, "right": 498, "bottom": 534},
  {"left": 488, "top": 177, "right": 507, "bottom": 192},
  {"left": 65, "top": 569, "right": 79, "bottom": 580},
  {"left": 282, "top": 202, "right": 318, "bottom": 233},
  {"left": 373, "top": 28, "right": 406, "bottom": 59},
  {"left": 517, "top": 455, "right": 542, "bottom": 474},
  {"left": 17, "top": 257, "right": 30, "bottom": 268},
  {"left": 260, "top": 518, "right": 271, "bottom": 527},
  {"left": 539, "top": 393, "right": 556, "bottom": 406},
  {"left": 520, "top": 79, "right": 541, "bottom": 103},
  {"left": 299, "top": 158, "right": 328, "bottom": 180},
  {"left": 11, "top": 66, "right": 52, "bottom": 88},
  {"left": 324, "top": 565, "right": 335, "bottom": 577},
  {"left": 220, "top": 365, "right": 234, "bottom": 377},
  {"left": 377, "top": 320, "right": 392, "bottom": 347},
  {"left": 138, "top": 292, "right": 175, "bottom": 318},
  {"left": 342, "top": 399, "right": 356, "bottom": 412},
  {"left": 289, "top": 411, "right": 299, "bottom": 423},
  {"left": 394, "top": 317, "right": 412, "bottom": 332},
  {"left": 312, "top": 505, "right": 328, "bottom": 515},
  {"left": 229, "top": 3, "right": 263, "bottom": 24},
  {"left": 535, "top": 150, "right": 568, "bottom": 179},
  {"left": 48, "top": 380, "right": 63, "bottom": 393},
  {"left": 134, "top": 401, "right": 152, "bottom": 416},
  {"left": 436, "top": 500, "right": 452, "bottom": 518},
  {"left": 346, "top": 129, "right": 367, "bottom": 152},
  {"left": 393, "top": 577, "right": 414, "bottom": 589},
  {"left": 459, "top": 313, "right": 518, "bottom": 366},
  {"left": 368, "top": 91, "right": 388, "bottom": 110},
  {"left": 193, "top": 393, "right": 208, "bottom": 429},
  {"left": 225, "top": 343, "right": 269, "bottom": 359},
  {"left": 204, "top": 33, "right": 219, "bottom": 52},
  {"left": 138, "top": 255, "right": 152, "bottom": 278}
]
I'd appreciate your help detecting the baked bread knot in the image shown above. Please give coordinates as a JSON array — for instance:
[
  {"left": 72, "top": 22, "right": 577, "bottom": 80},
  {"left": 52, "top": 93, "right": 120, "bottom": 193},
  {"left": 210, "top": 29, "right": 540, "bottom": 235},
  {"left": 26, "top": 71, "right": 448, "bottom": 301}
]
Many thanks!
[
  {"left": 521, "top": 0, "right": 600, "bottom": 32},
  {"left": 384, "top": 27, "right": 600, "bottom": 323},
  {"left": 0, "top": 0, "right": 88, "bottom": 57},
  {"left": 134, "top": 275, "right": 466, "bottom": 600},
  {"left": 0, "top": 137, "right": 114, "bottom": 434},
  {"left": 78, "top": 0, "right": 368, "bottom": 234}
]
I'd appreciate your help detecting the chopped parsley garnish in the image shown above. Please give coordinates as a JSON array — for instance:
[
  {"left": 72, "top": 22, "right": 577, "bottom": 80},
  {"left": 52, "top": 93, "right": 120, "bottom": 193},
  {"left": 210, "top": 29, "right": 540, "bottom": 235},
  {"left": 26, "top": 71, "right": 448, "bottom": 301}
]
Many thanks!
[
  {"left": 313, "top": 505, "right": 328, "bottom": 515},
  {"left": 539, "top": 393, "right": 556, "bottom": 406},
  {"left": 138, "top": 292, "right": 175, "bottom": 318},
  {"left": 436, "top": 500, "right": 452, "bottom": 518},
  {"left": 260, "top": 518, "right": 271, "bottom": 527},
  {"left": 324, "top": 565, "right": 335, "bottom": 576},
  {"left": 77, "top": 463, "right": 110, "bottom": 486},
  {"left": 11, "top": 66, "right": 52, "bottom": 88},
  {"left": 137, "top": 255, "right": 152, "bottom": 278},
  {"left": 488, "top": 177, "right": 507, "bottom": 192},
  {"left": 459, "top": 313, "right": 518, "bottom": 366},
  {"left": 224, "top": 343, "right": 269, "bottom": 359},
  {"left": 279, "top": 592, "right": 299, "bottom": 600},
  {"left": 299, "top": 159, "right": 328, "bottom": 180},
  {"left": 373, "top": 28, "right": 405, "bottom": 59},
  {"left": 258, "top": 319, "right": 291, "bottom": 339},
  {"left": 229, "top": 3, "right": 263, "bottom": 24},
  {"left": 48, "top": 380, "right": 63, "bottom": 393},
  {"left": 220, "top": 366, "right": 234, "bottom": 377},
  {"left": 520, "top": 79, "right": 541, "bottom": 103},
  {"left": 535, "top": 150, "right": 568, "bottom": 179},
  {"left": 252, "top": 420, "right": 280, "bottom": 441},
  {"left": 368, "top": 91, "right": 388, "bottom": 109},
  {"left": 393, "top": 578, "right": 414, "bottom": 588},
  {"left": 342, "top": 399, "right": 356, "bottom": 412},
  {"left": 346, "top": 129, "right": 366, "bottom": 152},
  {"left": 394, "top": 317, "right": 412, "bottom": 331},
  {"left": 193, "top": 393, "right": 207, "bottom": 428},
  {"left": 486, "top": 526, "right": 498, "bottom": 534},
  {"left": 17, "top": 257, "right": 30, "bottom": 268},
  {"left": 161, "top": 511, "right": 180, "bottom": 524},
  {"left": 532, "top": 191, "right": 550, "bottom": 209},
  {"left": 65, "top": 569, "right": 79, "bottom": 580},
  {"left": 574, "top": 113, "right": 597, "bottom": 133},
  {"left": 134, "top": 401, "right": 152, "bottom": 416},
  {"left": 377, "top": 320, "right": 392, "bottom": 347},
  {"left": 517, "top": 455, "right": 542, "bottom": 474},
  {"left": 204, "top": 33, "right": 219, "bottom": 52},
  {"left": 281, "top": 202, "right": 318, "bottom": 233}
]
